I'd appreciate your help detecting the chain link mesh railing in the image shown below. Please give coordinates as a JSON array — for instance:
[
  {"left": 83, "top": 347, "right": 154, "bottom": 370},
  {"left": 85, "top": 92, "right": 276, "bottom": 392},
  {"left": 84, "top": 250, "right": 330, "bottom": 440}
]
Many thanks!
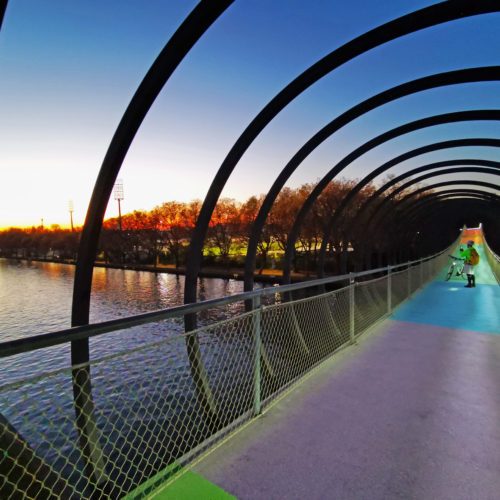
[
  {"left": 483, "top": 233, "right": 500, "bottom": 284},
  {"left": 0, "top": 244, "right": 456, "bottom": 499}
]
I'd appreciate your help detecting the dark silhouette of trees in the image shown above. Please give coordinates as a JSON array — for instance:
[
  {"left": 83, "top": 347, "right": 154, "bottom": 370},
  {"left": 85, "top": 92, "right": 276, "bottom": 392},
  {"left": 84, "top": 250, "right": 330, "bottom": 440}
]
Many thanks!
[{"left": 1, "top": 178, "right": 453, "bottom": 275}]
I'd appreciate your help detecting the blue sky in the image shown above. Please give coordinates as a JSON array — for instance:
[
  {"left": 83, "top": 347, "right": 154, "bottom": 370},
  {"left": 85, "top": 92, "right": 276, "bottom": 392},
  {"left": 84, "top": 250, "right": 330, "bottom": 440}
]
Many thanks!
[{"left": 0, "top": 1, "right": 499, "bottom": 227}]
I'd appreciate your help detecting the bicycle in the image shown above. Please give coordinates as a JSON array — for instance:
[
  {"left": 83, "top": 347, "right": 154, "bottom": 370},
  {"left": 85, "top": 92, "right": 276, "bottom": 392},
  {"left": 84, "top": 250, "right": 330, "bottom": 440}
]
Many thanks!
[{"left": 445, "top": 255, "right": 466, "bottom": 281}]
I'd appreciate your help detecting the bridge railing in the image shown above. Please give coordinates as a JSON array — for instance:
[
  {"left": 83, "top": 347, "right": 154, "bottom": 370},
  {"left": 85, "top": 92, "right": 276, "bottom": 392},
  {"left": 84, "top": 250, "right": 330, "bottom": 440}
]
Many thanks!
[
  {"left": 483, "top": 234, "right": 500, "bottom": 284},
  {"left": 0, "top": 245, "right": 453, "bottom": 499}
]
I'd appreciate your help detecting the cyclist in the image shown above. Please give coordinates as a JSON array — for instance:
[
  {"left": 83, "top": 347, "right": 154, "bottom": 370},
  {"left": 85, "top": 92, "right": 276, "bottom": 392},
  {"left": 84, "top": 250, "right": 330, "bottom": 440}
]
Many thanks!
[{"left": 459, "top": 240, "right": 477, "bottom": 288}]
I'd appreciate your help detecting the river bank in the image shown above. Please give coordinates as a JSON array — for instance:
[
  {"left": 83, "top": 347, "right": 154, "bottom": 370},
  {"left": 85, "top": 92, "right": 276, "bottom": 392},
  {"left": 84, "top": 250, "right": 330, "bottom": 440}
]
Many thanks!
[{"left": 5, "top": 256, "right": 311, "bottom": 284}]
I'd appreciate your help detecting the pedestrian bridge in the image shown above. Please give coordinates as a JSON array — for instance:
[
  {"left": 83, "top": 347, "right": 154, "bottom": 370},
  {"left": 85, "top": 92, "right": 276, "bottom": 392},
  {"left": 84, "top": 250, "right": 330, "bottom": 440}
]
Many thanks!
[
  {"left": 1, "top": 2, "right": 500, "bottom": 498},
  {"left": 1, "top": 226, "right": 499, "bottom": 499}
]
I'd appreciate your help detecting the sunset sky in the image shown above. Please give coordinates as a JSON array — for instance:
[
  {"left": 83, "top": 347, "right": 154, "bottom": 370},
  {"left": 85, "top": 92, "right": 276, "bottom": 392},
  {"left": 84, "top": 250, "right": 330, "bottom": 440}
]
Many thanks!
[{"left": 1, "top": 1, "right": 499, "bottom": 229}]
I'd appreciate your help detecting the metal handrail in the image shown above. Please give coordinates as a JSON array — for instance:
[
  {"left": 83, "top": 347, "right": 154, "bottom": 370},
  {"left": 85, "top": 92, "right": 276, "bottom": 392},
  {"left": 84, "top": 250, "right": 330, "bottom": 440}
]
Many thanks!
[
  {"left": 0, "top": 247, "right": 449, "bottom": 358},
  {"left": 0, "top": 238, "right": 456, "bottom": 499},
  {"left": 483, "top": 229, "right": 500, "bottom": 284},
  {"left": 484, "top": 235, "right": 500, "bottom": 262}
]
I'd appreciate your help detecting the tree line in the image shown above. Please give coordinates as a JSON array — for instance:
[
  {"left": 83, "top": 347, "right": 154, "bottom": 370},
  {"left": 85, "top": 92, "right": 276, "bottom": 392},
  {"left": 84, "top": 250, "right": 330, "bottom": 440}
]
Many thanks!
[{"left": 0, "top": 178, "right": 427, "bottom": 274}]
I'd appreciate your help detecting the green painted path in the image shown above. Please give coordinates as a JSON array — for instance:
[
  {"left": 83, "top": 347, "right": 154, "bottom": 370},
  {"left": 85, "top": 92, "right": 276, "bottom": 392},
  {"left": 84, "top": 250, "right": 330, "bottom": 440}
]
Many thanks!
[{"left": 150, "top": 470, "right": 234, "bottom": 500}]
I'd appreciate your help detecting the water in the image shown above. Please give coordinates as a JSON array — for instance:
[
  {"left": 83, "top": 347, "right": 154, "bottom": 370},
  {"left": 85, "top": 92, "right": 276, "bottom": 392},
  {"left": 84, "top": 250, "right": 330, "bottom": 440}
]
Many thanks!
[
  {"left": 0, "top": 258, "right": 257, "bottom": 379},
  {"left": 0, "top": 259, "right": 317, "bottom": 496},
  {"left": 1, "top": 258, "right": 268, "bottom": 493}
]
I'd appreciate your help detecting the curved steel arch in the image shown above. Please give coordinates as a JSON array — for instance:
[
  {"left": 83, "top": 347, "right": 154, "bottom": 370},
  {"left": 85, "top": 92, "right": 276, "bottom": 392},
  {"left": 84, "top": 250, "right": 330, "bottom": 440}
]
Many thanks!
[
  {"left": 351, "top": 158, "right": 500, "bottom": 229},
  {"left": 372, "top": 188, "right": 500, "bottom": 244},
  {"left": 184, "top": 2, "right": 500, "bottom": 307},
  {"left": 72, "top": 0, "right": 232, "bottom": 329},
  {"left": 317, "top": 160, "right": 500, "bottom": 276},
  {"left": 280, "top": 111, "right": 500, "bottom": 283},
  {"left": 390, "top": 180, "right": 498, "bottom": 210},
  {"left": 242, "top": 66, "right": 500, "bottom": 291},
  {"left": 396, "top": 192, "right": 500, "bottom": 229},
  {"left": 397, "top": 196, "right": 500, "bottom": 250},
  {"left": 359, "top": 165, "right": 500, "bottom": 243},
  {"left": 373, "top": 182, "right": 499, "bottom": 249},
  {"left": 68, "top": 0, "right": 233, "bottom": 485},
  {"left": 354, "top": 188, "right": 499, "bottom": 269},
  {"left": 0, "top": 1, "right": 8, "bottom": 31},
  {"left": 402, "top": 191, "right": 500, "bottom": 226},
  {"left": 384, "top": 194, "right": 500, "bottom": 260},
  {"left": 344, "top": 159, "right": 500, "bottom": 263}
]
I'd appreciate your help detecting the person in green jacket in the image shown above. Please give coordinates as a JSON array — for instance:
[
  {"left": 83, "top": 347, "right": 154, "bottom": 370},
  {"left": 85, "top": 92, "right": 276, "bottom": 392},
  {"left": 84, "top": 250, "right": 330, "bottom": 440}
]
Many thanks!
[{"left": 459, "top": 240, "right": 476, "bottom": 288}]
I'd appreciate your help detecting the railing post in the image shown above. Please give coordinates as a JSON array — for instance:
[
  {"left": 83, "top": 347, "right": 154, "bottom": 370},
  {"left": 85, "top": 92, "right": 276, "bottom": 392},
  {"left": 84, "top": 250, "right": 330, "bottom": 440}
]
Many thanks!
[
  {"left": 407, "top": 263, "right": 411, "bottom": 297},
  {"left": 252, "top": 295, "right": 262, "bottom": 416},
  {"left": 420, "top": 258, "right": 424, "bottom": 288},
  {"left": 349, "top": 272, "right": 355, "bottom": 343},
  {"left": 387, "top": 266, "right": 392, "bottom": 315}
]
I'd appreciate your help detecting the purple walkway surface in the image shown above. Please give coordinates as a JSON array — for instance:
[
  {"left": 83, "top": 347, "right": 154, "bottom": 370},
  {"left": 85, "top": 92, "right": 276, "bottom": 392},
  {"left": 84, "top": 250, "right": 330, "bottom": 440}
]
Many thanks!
[{"left": 195, "top": 320, "right": 500, "bottom": 499}]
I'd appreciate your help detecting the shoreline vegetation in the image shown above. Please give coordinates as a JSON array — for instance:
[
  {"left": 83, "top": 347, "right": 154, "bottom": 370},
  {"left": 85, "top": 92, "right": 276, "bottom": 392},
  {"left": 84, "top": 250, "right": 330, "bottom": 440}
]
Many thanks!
[
  {"left": 4, "top": 179, "right": 481, "bottom": 278},
  {"left": 0, "top": 181, "right": 373, "bottom": 280}
]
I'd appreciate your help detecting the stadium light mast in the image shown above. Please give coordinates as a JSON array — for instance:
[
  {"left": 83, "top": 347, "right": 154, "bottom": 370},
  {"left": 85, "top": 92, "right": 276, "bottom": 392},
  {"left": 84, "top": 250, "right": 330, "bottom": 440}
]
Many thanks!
[
  {"left": 114, "top": 179, "right": 124, "bottom": 231},
  {"left": 68, "top": 200, "right": 74, "bottom": 232}
]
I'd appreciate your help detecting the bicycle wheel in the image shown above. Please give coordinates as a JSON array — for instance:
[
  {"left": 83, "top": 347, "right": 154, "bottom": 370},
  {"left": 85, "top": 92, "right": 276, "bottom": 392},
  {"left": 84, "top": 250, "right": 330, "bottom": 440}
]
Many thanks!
[
  {"left": 458, "top": 265, "right": 467, "bottom": 280},
  {"left": 445, "top": 264, "right": 454, "bottom": 281}
]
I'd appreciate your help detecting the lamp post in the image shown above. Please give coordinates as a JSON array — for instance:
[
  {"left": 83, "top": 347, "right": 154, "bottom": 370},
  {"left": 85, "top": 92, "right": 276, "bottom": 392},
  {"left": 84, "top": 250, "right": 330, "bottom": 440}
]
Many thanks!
[
  {"left": 114, "top": 179, "right": 124, "bottom": 231},
  {"left": 69, "top": 200, "right": 74, "bottom": 232}
]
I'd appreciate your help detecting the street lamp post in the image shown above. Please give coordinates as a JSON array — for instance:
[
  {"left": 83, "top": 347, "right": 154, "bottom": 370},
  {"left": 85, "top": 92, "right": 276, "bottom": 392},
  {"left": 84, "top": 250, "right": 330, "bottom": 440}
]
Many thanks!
[
  {"left": 69, "top": 200, "right": 75, "bottom": 232},
  {"left": 113, "top": 179, "right": 124, "bottom": 231}
]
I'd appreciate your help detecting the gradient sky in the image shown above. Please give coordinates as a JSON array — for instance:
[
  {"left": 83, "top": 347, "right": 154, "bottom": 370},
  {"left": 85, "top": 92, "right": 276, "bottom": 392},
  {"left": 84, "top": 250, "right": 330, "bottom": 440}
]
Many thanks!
[{"left": 1, "top": 1, "right": 499, "bottom": 228}]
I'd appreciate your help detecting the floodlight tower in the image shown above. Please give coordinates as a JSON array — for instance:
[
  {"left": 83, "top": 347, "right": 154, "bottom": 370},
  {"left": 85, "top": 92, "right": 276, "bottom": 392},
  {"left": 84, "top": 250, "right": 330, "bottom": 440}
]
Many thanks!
[
  {"left": 68, "top": 200, "right": 74, "bottom": 232},
  {"left": 114, "top": 179, "right": 124, "bottom": 231}
]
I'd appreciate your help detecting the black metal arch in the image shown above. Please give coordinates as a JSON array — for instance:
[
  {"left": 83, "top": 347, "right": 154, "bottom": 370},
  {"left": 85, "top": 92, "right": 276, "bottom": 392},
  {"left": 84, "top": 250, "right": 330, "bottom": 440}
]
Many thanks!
[
  {"left": 352, "top": 158, "right": 500, "bottom": 229},
  {"left": 0, "top": 1, "right": 8, "bottom": 31},
  {"left": 404, "top": 205, "right": 500, "bottom": 246},
  {"left": 316, "top": 158, "right": 500, "bottom": 276},
  {"left": 385, "top": 191, "right": 500, "bottom": 235},
  {"left": 397, "top": 196, "right": 500, "bottom": 250},
  {"left": 382, "top": 190, "right": 498, "bottom": 262},
  {"left": 392, "top": 180, "right": 498, "bottom": 210},
  {"left": 72, "top": 0, "right": 232, "bottom": 330},
  {"left": 373, "top": 180, "right": 499, "bottom": 247},
  {"left": 280, "top": 111, "right": 500, "bottom": 284},
  {"left": 401, "top": 191, "right": 500, "bottom": 225},
  {"left": 68, "top": 0, "right": 233, "bottom": 486},
  {"left": 318, "top": 138, "right": 500, "bottom": 277},
  {"left": 346, "top": 181, "right": 500, "bottom": 271},
  {"left": 184, "top": 2, "right": 500, "bottom": 308},
  {"left": 372, "top": 188, "right": 500, "bottom": 244},
  {"left": 359, "top": 165, "right": 500, "bottom": 243},
  {"left": 242, "top": 66, "right": 500, "bottom": 291},
  {"left": 329, "top": 159, "right": 500, "bottom": 270}
]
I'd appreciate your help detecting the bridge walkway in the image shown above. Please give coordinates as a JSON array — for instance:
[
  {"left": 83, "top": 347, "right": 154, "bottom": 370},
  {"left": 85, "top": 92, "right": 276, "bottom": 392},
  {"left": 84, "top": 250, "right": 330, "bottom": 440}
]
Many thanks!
[{"left": 163, "top": 235, "right": 500, "bottom": 499}]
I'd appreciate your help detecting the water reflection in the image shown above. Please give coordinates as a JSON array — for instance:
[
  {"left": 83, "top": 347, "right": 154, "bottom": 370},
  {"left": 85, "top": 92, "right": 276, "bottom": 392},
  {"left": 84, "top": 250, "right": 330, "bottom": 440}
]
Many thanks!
[
  {"left": 0, "top": 258, "right": 263, "bottom": 378},
  {"left": 0, "top": 259, "right": 268, "bottom": 494}
]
